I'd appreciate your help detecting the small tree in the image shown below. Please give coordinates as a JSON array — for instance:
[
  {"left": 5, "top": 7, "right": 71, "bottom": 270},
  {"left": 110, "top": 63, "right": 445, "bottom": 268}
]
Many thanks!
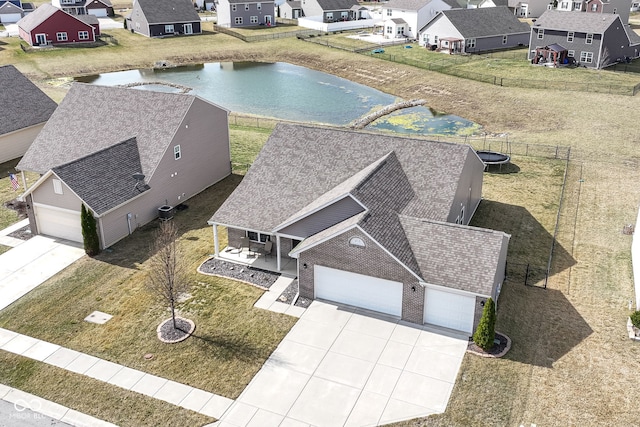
[
  {"left": 631, "top": 311, "right": 640, "bottom": 329},
  {"left": 473, "top": 297, "right": 496, "bottom": 351},
  {"left": 81, "top": 204, "right": 100, "bottom": 256},
  {"left": 147, "top": 221, "right": 189, "bottom": 330}
]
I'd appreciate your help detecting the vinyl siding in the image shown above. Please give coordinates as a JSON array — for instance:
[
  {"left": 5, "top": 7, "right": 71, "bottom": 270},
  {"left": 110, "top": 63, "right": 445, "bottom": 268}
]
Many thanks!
[
  {"left": 446, "top": 150, "right": 483, "bottom": 225},
  {"left": 278, "top": 196, "right": 365, "bottom": 238},
  {"left": 31, "top": 174, "right": 83, "bottom": 211},
  {"left": 0, "top": 123, "right": 45, "bottom": 164},
  {"left": 129, "top": 3, "right": 150, "bottom": 37}
]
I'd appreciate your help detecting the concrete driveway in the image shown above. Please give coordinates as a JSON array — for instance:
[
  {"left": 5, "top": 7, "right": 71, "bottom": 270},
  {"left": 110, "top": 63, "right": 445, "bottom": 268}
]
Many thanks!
[
  {"left": 0, "top": 24, "right": 19, "bottom": 37},
  {"left": 217, "top": 301, "right": 468, "bottom": 427},
  {"left": 0, "top": 235, "right": 85, "bottom": 311}
]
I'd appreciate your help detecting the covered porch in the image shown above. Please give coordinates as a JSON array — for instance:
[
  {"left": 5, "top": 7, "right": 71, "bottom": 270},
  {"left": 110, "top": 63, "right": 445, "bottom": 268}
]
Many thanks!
[
  {"left": 532, "top": 44, "right": 569, "bottom": 67},
  {"left": 216, "top": 245, "right": 298, "bottom": 277},
  {"left": 438, "top": 37, "right": 464, "bottom": 54}
]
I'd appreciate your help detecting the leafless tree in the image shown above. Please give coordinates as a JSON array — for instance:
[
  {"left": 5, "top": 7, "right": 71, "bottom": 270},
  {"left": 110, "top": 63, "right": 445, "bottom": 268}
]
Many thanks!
[{"left": 147, "top": 220, "right": 189, "bottom": 330}]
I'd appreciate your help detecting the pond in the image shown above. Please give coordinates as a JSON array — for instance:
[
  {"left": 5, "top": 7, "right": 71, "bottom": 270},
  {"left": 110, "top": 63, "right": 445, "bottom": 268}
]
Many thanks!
[{"left": 76, "top": 62, "right": 479, "bottom": 135}]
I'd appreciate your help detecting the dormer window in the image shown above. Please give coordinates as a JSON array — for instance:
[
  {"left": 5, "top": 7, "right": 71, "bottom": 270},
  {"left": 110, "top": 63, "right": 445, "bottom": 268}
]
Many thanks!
[{"left": 53, "top": 179, "right": 63, "bottom": 195}]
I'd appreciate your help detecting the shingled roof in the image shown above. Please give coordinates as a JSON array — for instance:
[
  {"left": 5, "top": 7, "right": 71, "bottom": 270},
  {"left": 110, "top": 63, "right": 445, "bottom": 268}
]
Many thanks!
[
  {"left": 386, "top": 0, "right": 433, "bottom": 11},
  {"left": 0, "top": 65, "right": 57, "bottom": 136},
  {"left": 17, "top": 3, "right": 58, "bottom": 32},
  {"left": 425, "top": 6, "right": 530, "bottom": 37},
  {"left": 17, "top": 83, "right": 198, "bottom": 175},
  {"left": 533, "top": 10, "right": 619, "bottom": 33},
  {"left": 134, "top": 0, "right": 200, "bottom": 24},
  {"left": 51, "top": 137, "right": 150, "bottom": 215},
  {"left": 314, "top": 0, "right": 359, "bottom": 11}
]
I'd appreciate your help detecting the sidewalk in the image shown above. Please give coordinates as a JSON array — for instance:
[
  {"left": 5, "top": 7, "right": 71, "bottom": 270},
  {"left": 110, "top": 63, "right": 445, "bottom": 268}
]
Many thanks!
[{"left": 0, "top": 328, "right": 233, "bottom": 419}]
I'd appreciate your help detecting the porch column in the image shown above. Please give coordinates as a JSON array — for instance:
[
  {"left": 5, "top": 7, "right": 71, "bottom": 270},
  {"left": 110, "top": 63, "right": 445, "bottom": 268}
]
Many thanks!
[
  {"left": 213, "top": 225, "right": 219, "bottom": 257},
  {"left": 20, "top": 171, "right": 27, "bottom": 193},
  {"left": 276, "top": 234, "right": 281, "bottom": 272}
]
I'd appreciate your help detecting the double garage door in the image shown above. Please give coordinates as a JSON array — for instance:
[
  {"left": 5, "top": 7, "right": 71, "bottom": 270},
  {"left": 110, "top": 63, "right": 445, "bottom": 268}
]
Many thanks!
[
  {"left": 34, "top": 204, "right": 83, "bottom": 243},
  {"left": 314, "top": 266, "right": 403, "bottom": 317}
]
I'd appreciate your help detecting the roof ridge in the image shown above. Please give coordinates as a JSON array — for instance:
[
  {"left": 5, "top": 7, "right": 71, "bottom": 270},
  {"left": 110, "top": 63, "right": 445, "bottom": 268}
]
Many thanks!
[{"left": 52, "top": 137, "right": 138, "bottom": 172}]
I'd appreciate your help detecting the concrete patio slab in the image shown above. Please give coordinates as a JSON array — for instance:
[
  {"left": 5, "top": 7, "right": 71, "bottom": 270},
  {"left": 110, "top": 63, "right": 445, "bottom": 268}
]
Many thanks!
[
  {"left": 84, "top": 359, "right": 123, "bottom": 382},
  {"left": 153, "top": 380, "right": 194, "bottom": 406},
  {"left": 44, "top": 347, "right": 81, "bottom": 369},
  {"left": 1, "top": 334, "right": 38, "bottom": 354},
  {"left": 179, "top": 388, "right": 216, "bottom": 413},
  {"left": 65, "top": 353, "right": 100, "bottom": 375},
  {"left": 314, "top": 352, "right": 375, "bottom": 389},
  {"left": 21, "top": 340, "right": 60, "bottom": 361},
  {"left": 108, "top": 366, "right": 146, "bottom": 390},
  {"left": 287, "top": 377, "right": 360, "bottom": 427}
]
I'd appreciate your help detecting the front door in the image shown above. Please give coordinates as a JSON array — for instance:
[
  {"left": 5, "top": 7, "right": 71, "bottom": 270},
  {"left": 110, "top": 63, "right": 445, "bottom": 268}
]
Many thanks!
[
  {"left": 184, "top": 23, "right": 193, "bottom": 34},
  {"left": 265, "top": 15, "right": 272, "bottom": 26},
  {"left": 35, "top": 33, "right": 46, "bottom": 45},
  {"left": 293, "top": 9, "right": 299, "bottom": 18}
]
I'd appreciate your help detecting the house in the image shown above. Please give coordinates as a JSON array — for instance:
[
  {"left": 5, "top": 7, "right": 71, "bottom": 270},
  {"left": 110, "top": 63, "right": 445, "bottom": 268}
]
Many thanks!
[
  {"left": 382, "top": 0, "right": 453, "bottom": 39},
  {"left": 418, "top": 6, "right": 531, "bottom": 53},
  {"left": 509, "top": 0, "right": 631, "bottom": 20},
  {"left": 278, "top": 0, "right": 303, "bottom": 19},
  {"left": 17, "top": 83, "right": 231, "bottom": 249},
  {"left": 18, "top": 4, "right": 98, "bottom": 46},
  {"left": 0, "top": 1, "right": 23, "bottom": 23},
  {"left": 301, "top": 0, "right": 359, "bottom": 23},
  {"left": 529, "top": 10, "right": 640, "bottom": 68},
  {"left": 216, "top": 0, "right": 276, "bottom": 27},
  {"left": 584, "top": 0, "right": 631, "bottom": 25},
  {"left": 126, "top": 0, "right": 201, "bottom": 37},
  {"left": 208, "top": 123, "right": 510, "bottom": 334},
  {"left": 51, "top": 0, "right": 114, "bottom": 17},
  {"left": 0, "top": 65, "right": 57, "bottom": 164}
]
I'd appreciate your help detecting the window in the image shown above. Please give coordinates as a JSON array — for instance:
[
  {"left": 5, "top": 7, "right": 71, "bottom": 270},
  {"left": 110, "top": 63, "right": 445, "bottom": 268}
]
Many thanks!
[
  {"left": 433, "top": 35, "right": 438, "bottom": 45},
  {"left": 537, "top": 29, "right": 544, "bottom": 39},
  {"left": 235, "top": 16, "right": 243, "bottom": 24},
  {"left": 568, "top": 49, "right": 575, "bottom": 57},
  {"left": 250, "top": 15, "right": 258, "bottom": 23},
  {"left": 560, "top": 1, "right": 569, "bottom": 8},
  {"left": 591, "top": 3, "right": 597, "bottom": 10},
  {"left": 165, "top": 24, "right": 174, "bottom": 33},
  {"left": 349, "top": 237, "right": 365, "bottom": 247},
  {"left": 326, "top": 12, "right": 333, "bottom": 20},
  {"left": 53, "top": 179, "right": 63, "bottom": 195},
  {"left": 386, "top": 8, "right": 392, "bottom": 16},
  {"left": 231, "top": 4, "right": 236, "bottom": 11},
  {"left": 466, "top": 38, "right": 476, "bottom": 48},
  {"left": 567, "top": 31, "right": 574, "bottom": 42},
  {"left": 502, "top": 35, "right": 508, "bottom": 44},
  {"left": 460, "top": 205, "right": 465, "bottom": 224},
  {"left": 613, "top": 7, "right": 617, "bottom": 13},
  {"left": 174, "top": 145, "right": 181, "bottom": 160},
  {"left": 586, "top": 33, "right": 593, "bottom": 44},
  {"left": 580, "top": 51, "right": 593, "bottom": 63},
  {"left": 573, "top": 1, "right": 581, "bottom": 9},
  {"left": 341, "top": 11, "right": 348, "bottom": 19},
  {"left": 423, "top": 34, "right": 430, "bottom": 44},
  {"left": 78, "top": 31, "right": 89, "bottom": 40},
  {"left": 245, "top": 3, "right": 249, "bottom": 10},
  {"left": 257, "top": 2, "right": 261, "bottom": 9},
  {"left": 386, "top": 26, "right": 392, "bottom": 34},
  {"left": 56, "top": 32, "right": 68, "bottom": 41},
  {"left": 247, "top": 231, "right": 270, "bottom": 243}
]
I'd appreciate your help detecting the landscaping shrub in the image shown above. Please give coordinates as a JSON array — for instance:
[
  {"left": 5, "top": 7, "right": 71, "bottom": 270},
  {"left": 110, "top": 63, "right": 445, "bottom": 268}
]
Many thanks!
[
  {"left": 81, "top": 204, "right": 100, "bottom": 256},
  {"left": 473, "top": 298, "right": 496, "bottom": 351},
  {"left": 631, "top": 311, "right": 640, "bottom": 329}
]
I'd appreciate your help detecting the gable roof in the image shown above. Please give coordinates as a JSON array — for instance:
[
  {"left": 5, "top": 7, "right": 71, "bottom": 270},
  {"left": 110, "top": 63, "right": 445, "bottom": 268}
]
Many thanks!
[
  {"left": 85, "top": 0, "right": 112, "bottom": 7},
  {"left": 51, "top": 137, "right": 150, "bottom": 215},
  {"left": 133, "top": 0, "right": 200, "bottom": 23},
  {"left": 0, "top": 2, "right": 23, "bottom": 13},
  {"left": 76, "top": 13, "right": 99, "bottom": 26},
  {"left": 17, "top": 83, "right": 206, "bottom": 176},
  {"left": 533, "top": 9, "right": 619, "bottom": 33},
  {"left": 386, "top": 0, "right": 434, "bottom": 11},
  {"left": 313, "top": 0, "right": 359, "bottom": 11},
  {"left": 425, "top": 6, "right": 531, "bottom": 36},
  {"left": 0, "top": 65, "right": 57, "bottom": 136},
  {"left": 17, "top": 3, "right": 58, "bottom": 31}
]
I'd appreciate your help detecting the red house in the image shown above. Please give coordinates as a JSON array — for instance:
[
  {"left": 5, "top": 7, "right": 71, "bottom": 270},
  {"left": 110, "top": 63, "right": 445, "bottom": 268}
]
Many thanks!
[{"left": 18, "top": 3, "right": 98, "bottom": 46}]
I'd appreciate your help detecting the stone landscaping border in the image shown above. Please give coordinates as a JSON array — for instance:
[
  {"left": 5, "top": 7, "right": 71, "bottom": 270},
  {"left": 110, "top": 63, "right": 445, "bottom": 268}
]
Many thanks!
[
  {"left": 466, "top": 331, "right": 512, "bottom": 358},
  {"left": 157, "top": 317, "right": 196, "bottom": 344}
]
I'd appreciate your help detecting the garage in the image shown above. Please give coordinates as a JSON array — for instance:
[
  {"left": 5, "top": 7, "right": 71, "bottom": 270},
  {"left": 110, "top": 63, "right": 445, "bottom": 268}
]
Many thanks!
[
  {"left": 314, "top": 265, "right": 403, "bottom": 317},
  {"left": 88, "top": 8, "right": 108, "bottom": 17},
  {"left": 34, "top": 204, "right": 83, "bottom": 243},
  {"left": 0, "top": 13, "right": 22, "bottom": 23},
  {"left": 424, "top": 287, "right": 476, "bottom": 333}
]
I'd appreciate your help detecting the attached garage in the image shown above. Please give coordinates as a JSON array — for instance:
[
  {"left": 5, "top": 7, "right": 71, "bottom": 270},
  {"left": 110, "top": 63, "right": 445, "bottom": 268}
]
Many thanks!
[
  {"left": 1, "top": 13, "right": 22, "bottom": 23},
  {"left": 88, "top": 8, "right": 108, "bottom": 17},
  {"left": 314, "top": 266, "right": 403, "bottom": 317},
  {"left": 424, "top": 287, "right": 476, "bottom": 333},
  {"left": 33, "top": 204, "right": 82, "bottom": 243}
]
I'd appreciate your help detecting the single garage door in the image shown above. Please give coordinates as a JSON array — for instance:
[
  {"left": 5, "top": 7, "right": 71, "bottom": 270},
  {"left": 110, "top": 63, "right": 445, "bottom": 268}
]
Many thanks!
[
  {"left": 0, "top": 14, "right": 22, "bottom": 23},
  {"left": 424, "top": 287, "right": 476, "bottom": 333},
  {"left": 34, "top": 204, "right": 83, "bottom": 243},
  {"left": 314, "top": 265, "right": 403, "bottom": 317},
  {"left": 88, "top": 8, "right": 107, "bottom": 17}
]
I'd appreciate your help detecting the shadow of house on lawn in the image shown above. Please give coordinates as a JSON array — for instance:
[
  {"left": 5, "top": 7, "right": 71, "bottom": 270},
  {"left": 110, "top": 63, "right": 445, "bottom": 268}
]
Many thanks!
[{"left": 97, "top": 174, "right": 243, "bottom": 269}]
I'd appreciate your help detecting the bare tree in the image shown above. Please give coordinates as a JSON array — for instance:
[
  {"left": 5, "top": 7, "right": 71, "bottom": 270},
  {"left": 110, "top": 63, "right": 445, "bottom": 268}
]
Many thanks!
[{"left": 147, "top": 220, "right": 189, "bottom": 330}]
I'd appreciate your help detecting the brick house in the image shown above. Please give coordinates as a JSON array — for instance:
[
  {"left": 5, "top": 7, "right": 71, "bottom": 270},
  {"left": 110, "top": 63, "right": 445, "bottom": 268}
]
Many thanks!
[{"left": 208, "top": 124, "right": 510, "bottom": 335}]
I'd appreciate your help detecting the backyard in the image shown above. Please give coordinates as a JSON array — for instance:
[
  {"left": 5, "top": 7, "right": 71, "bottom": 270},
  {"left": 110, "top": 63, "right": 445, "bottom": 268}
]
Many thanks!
[{"left": 1, "top": 26, "right": 640, "bottom": 426}]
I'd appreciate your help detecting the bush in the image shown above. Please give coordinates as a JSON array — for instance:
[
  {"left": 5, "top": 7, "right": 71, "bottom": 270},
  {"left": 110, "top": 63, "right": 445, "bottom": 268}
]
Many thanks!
[
  {"left": 631, "top": 311, "right": 640, "bottom": 329},
  {"left": 473, "top": 298, "right": 496, "bottom": 351},
  {"left": 81, "top": 204, "right": 100, "bottom": 256}
]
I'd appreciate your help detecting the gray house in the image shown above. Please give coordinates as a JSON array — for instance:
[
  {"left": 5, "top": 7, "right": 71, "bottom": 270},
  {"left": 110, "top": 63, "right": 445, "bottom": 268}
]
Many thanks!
[
  {"left": 209, "top": 123, "right": 510, "bottom": 335},
  {"left": 216, "top": 0, "right": 276, "bottom": 27},
  {"left": 418, "top": 7, "right": 531, "bottom": 53},
  {"left": 509, "top": 0, "right": 631, "bottom": 21},
  {"left": 529, "top": 10, "right": 640, "bottom": 68},
  {"left": 126, "top": 0, "right": 201, "bottom": 37},
  {"left": 0, "top": 1, "right": 23, "bottom": 23},
  {"left": 301, "top": 0, "right": 359, "bottom": 22},
  {"left": 17, "top": 83, "right": 231, "bottom": 249},
  {"left": 0, "top": 65, "right": 57, "bottom": 164}
]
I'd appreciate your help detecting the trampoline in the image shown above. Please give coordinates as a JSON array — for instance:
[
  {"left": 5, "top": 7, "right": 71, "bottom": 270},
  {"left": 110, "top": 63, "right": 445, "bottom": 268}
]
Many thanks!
[{"left": 476, "top": 150, "right": 511, "bottom": 171}]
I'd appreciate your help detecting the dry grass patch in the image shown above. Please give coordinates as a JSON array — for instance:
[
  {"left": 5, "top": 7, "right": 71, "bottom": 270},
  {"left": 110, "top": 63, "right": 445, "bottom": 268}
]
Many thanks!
[{"left": 0, "top": 158, "right": 39, "bottom": 230}]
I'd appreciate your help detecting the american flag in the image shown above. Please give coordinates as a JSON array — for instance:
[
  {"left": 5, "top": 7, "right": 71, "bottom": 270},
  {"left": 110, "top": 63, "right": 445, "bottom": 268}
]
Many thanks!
[{"left": 9, "top": 173, "right": 19, "bottom": 191}]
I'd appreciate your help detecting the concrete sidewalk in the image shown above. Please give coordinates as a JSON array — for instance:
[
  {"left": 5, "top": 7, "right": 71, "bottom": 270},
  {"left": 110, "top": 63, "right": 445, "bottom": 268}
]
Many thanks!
[{"left": 0, "top": 328, "right": 233, "bottom": 419}]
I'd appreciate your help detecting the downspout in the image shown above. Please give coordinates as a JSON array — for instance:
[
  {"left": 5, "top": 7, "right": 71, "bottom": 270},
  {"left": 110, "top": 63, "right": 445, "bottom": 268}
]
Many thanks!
[
  {"left": 213, "top": 225, "right": 219, "bottom": 257},
  {"left": 597, "top": 31, "right": 604, "bottom": 67},
  {"left": 20, "top": 171, "right": 27, "bottom": 192},
  {"left": 276, "top": 234, "right": 281, "bottom": 272}
]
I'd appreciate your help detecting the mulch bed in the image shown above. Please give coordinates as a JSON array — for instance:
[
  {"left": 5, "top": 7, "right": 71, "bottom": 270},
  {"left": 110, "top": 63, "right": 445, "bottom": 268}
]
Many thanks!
[
  {"left": 157, "top": 317, "right": 195, "bottom": 344},
  {"left": 279, "top": 279, "right": 312, "bottom": 308},
  {"left": 466, "top": 331, "right": 511, "bottom": 358},
  {"left": 198, "top": 257, "right": 281, "bottom": 289}
]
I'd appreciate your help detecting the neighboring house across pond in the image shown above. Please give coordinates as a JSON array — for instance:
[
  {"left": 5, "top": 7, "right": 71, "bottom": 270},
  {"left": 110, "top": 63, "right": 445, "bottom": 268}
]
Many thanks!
[
  {"left": 509, "top": 0, "right": 631, "bottom": 21},
  {"left": 126, "top": 0, "right": 201, "bottom": 37},
  {"left": 278, "top": 0, "right": 303, "bottom": 18},
  {"left": 18, "top": 4, "right": 99, "bottom": 46},
  {"left": 17, "top": 83, "right": 231, "bottom": 249},
  {"left": 51, "top": 0, "right": 114, "bottom": 17},
  {"left": 301, "top": 0, "right": 359, "bottom": 22},
  {"left": 209, "top": 123, "right": 510, "bottom": 335},
  {"left": 382, "top": 0, "right": 453, "bottom": 39},
  {"left": 529, "top": 10, "right": 640, "bottom": 68},
  {"left": 0, "top": 65, "right": 57, "bottom": 164},
  {"left": 216, "top": 0, "right": 276, "bottom": 27},
  {"left": 0, "top": 1, "right": 24, "bottom": 23},
  {"left": 419, "top": 6, "right": 530, "bottom": 52}
]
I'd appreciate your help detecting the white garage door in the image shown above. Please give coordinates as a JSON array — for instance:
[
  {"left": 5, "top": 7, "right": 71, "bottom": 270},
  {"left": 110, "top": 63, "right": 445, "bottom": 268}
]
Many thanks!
[
  {"left": 34, "top": 205, "right": 83, "bottom": 243},
  {"left": 314, "top": 265, "right": 403, "bottom": 317},
  {"left": 1, "top": 14, "right": 22, "bottom": 23},
  {"left": 424, "top": 287, "right": 476, "bottom": 333},
  {"left": 88, "top": 8, "right": 107, "bottom": 17}
]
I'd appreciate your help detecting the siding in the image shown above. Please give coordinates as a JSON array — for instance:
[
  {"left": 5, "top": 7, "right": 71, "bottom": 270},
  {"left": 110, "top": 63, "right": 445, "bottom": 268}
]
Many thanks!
[
  {"left": 20, "top": 9, "right": 96, "bottom": 45},
  {"left": 0, "top": 123, "right": 45, "bottom": 164},
  {"left": 148, "top": 21, "right": 201, "bottom": 37},
  {"left": 129, "top": 3, "right": 150, "bottom": 37},
  {"left": 31, "top": 174, "right": 83, "bottom": 210},
  {"left": 278, "top": 196, "right": 365, "bottom": 238},
  {"left": 446, "top": 151, "right": 483, "bottom": 225},
  {"left": 300, "top": 0, "right": 323, "bottom": 17}
]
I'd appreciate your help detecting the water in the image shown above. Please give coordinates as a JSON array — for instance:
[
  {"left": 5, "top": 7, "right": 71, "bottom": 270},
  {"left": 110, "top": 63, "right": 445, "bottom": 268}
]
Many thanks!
[{"left": 76, "top": 62, "right": 479, "bottom": 135}]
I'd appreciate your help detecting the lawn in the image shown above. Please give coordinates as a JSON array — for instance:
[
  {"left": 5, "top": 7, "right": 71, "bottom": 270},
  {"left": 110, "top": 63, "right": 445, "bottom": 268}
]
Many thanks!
[{"left": 0, "top": 158, "right": 39, "bottom": 230}]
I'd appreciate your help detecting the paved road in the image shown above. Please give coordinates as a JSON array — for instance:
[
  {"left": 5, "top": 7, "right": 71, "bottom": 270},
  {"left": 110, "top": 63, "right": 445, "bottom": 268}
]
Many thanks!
[{"left": 0, "top": 400, "right": 72, "bottom": 427}]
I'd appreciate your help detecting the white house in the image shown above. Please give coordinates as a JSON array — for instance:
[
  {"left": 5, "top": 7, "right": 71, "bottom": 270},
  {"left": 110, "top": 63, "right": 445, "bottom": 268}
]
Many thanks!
[{"left": 382, "top": 0, "right": 453, "bottom": 39}]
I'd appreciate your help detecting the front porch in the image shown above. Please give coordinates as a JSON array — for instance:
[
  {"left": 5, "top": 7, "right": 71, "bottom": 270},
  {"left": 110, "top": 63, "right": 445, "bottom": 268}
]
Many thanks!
[{"left": 216, "top": 245, "right": 298, "bottom": 277}]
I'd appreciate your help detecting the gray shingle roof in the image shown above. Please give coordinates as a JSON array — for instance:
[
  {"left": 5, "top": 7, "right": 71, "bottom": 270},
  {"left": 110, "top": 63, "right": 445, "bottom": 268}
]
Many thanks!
[
  {"left": 77, "top": 14, "right": 99, "bottom": 25},
  {"left": 0, "top": 65, "right": 57, "bottom": 136},
  {"left": 315, "top": 0, "right": 359, "bottom": 11},
  {"left": 17, "top": 83, "right": 196, "bottom": 175},
  {"left": 134, "top": 0, "right": 200, "bottom": 23},
  {"left": 533, "top": 10, "right": 619, "bottom": 33},
  {"left": 625, "top": 24, "right": 640, "bottom": 45},
  {"left": 400, "top": 216, "right": 509, "bottom": 295},
  {"left": 52, "top": 137, "right": 150, "bottom": 215},
  {"left": 428, "top": 7, "right": 531, "bottom": 37},
  {"left": 17, "top": 3, "right": 58, "bottom": 32},
  {"left": 386, "top": 0, "right": 433, "bottom": 11}
]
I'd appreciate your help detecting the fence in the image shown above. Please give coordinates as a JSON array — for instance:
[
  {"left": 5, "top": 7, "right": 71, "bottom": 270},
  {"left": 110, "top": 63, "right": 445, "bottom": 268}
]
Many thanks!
[{"left": 214, "top": 25, "right": 322, "bottom": 42}]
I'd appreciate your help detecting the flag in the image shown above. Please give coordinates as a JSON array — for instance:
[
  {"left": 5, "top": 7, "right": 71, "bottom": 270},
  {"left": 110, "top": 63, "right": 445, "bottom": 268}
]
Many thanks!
[{"left": 9, "top": 173, "right": 19, "bottom": 191}]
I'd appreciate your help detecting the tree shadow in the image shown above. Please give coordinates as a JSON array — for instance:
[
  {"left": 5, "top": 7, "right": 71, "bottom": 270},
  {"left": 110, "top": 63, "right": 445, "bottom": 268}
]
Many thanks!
[
  {"left": 484, "top": 161, "right": 521, "bottom": 174},
  {"left": 97, "top": 174, "right": 243, "bottom": 268},
  {"left": 189, "top": 330, "right": 262, "bottom": 362}
]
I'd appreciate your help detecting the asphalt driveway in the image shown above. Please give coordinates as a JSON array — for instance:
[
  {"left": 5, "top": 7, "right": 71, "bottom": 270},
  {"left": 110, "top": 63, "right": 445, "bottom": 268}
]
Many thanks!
[{"left": 217, "top": 301, "right": 468, "bottom": 427}]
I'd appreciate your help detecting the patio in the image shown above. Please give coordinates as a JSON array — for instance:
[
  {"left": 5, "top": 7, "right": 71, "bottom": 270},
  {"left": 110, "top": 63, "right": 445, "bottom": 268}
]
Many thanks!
[{"left": 217, "top": 246, "right": 298, "bottom": 278}]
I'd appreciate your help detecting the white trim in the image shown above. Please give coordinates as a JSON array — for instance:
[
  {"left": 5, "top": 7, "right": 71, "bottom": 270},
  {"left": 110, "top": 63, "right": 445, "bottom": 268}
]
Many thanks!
[
  {"left": 274, "top": 194, "right": 366, "bottom": 232},
  {"left": 32, "top": 202, "right": 80, "bottom": 216},
  {"left": 275, "top": 231, "right": 305, "bottom": 240},
  {"left": 288, "top": 222, "right": 360, "bottom": 258}
]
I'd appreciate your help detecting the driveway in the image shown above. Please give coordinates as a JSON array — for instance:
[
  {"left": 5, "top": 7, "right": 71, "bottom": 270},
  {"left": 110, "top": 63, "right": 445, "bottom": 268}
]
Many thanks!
[
  {"left": 97, "top": 18, "right": 123, "bottom": 30},
  {"left": 217, "top": 301, "right": 468, "bottom": 426},
  {"left": 0, "top": 235, "right": 85, "bottom": 312},
  {"left": 0, "top": 24, "right": 19, "bottom": 37}
]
